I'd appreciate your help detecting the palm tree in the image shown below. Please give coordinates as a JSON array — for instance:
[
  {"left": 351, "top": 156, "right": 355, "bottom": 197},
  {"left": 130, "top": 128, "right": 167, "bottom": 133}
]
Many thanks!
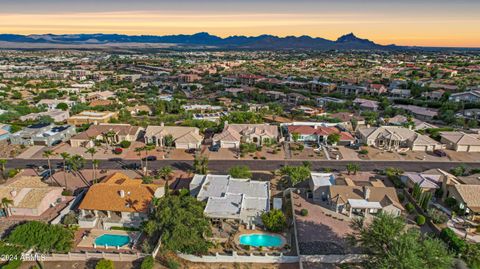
[
  {"left": 193, "top": 155, "right": 209, "bottom": 174},
  {"left": 346, "top": 163, "right": 360, "bottom": 175},
  {"left": 1, "top": 197, "right": 13, "bottom": 217},
  {"left": 92, "top": 159, "right": 100, "bottom": 184},
  {"left": 85, "top": 147, "right": 98, "bottom": 183},
  {"left": 67, "top": 154, "right": 87, "bottom": 185},
  {"left": 143, "top": 145, "right": 155, "bottom": 176},
  {"left": 159, "top": 166, "right": 173, "bottom": 194},
  {"left": 42, "top": 150, "right": 56, "bottom": 185},
  {"left": 0, "top": 159, "right": 7, "bottom": 180},
  {"left": 60, "top": 152, "right": 70, "bottom": 189},
  {"left": 135, "top": 147, "right": 144, "bottom": 170}
]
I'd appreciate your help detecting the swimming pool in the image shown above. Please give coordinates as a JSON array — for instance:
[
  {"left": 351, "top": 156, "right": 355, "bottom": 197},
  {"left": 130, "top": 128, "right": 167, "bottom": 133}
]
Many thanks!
[
  {"left": 95, "top": 234, "right": 130, "bottom": 247},
  {"left": 239, "top": 233, "right": 284, "bottom": 247}
]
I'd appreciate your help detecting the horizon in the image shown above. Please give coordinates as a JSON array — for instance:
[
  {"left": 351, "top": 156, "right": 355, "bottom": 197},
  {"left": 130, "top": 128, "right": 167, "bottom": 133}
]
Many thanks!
[
  {"left": 1, "top": 32, "right": 479, "bottom": 49},
  {"left": 0, "top": 0, "right": 479, "bottom": 48}
]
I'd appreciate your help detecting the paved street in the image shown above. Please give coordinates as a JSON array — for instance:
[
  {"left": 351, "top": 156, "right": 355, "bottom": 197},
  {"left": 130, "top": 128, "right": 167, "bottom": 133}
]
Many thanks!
[{"left": 6, "top": 158, "right": 480, "bottom": 173}]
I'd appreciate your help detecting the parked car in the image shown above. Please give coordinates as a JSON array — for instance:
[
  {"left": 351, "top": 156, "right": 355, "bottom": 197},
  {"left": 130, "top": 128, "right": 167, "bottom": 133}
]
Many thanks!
[
  {"left": 433, "top": 149, "right": 447, "bottom": 157},
  {"left": 209, "top": 144, "right": 220, "bottom": 152},
  {"left": 185, "top": 148, "right": 197, "bottom": 154},
  {"left": 143, "top": 156, "right": 157, "bottom": 161}
]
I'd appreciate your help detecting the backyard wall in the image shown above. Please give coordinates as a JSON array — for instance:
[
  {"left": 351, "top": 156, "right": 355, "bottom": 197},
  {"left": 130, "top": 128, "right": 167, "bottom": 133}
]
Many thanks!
[{"left": 177, "top": 252, "right": 299, "bottom": 263}]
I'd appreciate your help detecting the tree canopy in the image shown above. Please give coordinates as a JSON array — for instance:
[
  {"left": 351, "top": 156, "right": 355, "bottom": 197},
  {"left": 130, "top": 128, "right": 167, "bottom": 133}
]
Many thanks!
[
  {"left": 279, "top": 164, "right": 310, "bottom": 186},
  {"left": 142, "top": 192, "right": 211, "bottom": 255},
  {"left": 5, "top": 221, "right": 74, "bottom": 253},
  {"left": 349, "top": 213, "right": 453, "bottom": 269},
  {"left": 228, "top": 165, "right": 252, "bottom": 178}
]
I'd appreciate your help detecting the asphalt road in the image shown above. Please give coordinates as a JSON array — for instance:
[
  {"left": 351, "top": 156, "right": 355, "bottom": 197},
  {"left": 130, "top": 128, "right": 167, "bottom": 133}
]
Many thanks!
[{"left": 7, "top": 158, "right": 480, "bottom": 173}]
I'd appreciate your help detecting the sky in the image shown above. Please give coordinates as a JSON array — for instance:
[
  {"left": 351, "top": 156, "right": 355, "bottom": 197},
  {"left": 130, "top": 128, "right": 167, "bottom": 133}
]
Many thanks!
[{"left": 1, "top": 0, "right": 479, "bottom": 47}]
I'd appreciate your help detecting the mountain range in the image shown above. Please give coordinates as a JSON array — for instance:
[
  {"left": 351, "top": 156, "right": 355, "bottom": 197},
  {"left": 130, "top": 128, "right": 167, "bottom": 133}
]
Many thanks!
[{"left": 0, "top": 32, "right": 400, "bottom": 50}]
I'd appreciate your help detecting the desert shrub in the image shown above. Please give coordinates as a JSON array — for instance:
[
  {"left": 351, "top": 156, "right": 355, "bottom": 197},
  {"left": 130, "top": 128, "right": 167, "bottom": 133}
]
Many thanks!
[
  {"left": 428, "top": 208, "right": 449, "bottom": 224},
  {"left": 416, "top": 215, "right": 426, "bottom": 226},
  {"left": 95, "top": 259, "right": 114, "bottom": 269},
  {"left": 140, "top": 256, "right": 154, "bottom": 269},
  {"left": 405, "top": 203, "right": 415, "bottom": 213},
  {"left": 113, "top": 148, "right": 123, "bottom": 155},
  {"left": 119, "top": 140, "right": 131, "bottom": 148},
  {"left": 358, "top": 149, "right": 369, "bottom": 155},
  {"left": 166, "top": 258, "right": 179, "bottom": 269},
  {"left": 300, "top": 209, "right": 309, "bottom": 216},
  {"left": 440, "top": 228, "right": 467, "bottom": 254}
]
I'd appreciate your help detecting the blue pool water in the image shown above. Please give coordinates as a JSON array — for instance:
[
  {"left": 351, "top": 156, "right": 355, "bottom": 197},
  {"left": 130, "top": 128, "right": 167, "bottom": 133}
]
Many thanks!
[
  {"left": 95, "top": 234, "right": 130, "bottom": 247},
  {"left": 239, "top": 234, "right": 283, "bottom": 247}
]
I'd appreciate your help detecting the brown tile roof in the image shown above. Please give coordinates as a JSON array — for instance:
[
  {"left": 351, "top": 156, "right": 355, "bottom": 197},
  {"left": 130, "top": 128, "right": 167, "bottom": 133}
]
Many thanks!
[
  {"left": 452, "top": 184, "right": 480, "bottom": 212},
  {"left": 78, "top": 172, "right": 161, "bottom": 213},
  {"left": 329, "top": 186, "right": 404, "bottom": 210},
  {"left": 71, "top": 124, "right": 140, "bottom": 140}
]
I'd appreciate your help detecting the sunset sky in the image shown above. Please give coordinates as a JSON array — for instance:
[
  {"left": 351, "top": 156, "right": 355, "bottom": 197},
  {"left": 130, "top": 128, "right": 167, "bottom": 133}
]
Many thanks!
[{"left": 1, "top": 0, "right": 479, "bottom": 47}]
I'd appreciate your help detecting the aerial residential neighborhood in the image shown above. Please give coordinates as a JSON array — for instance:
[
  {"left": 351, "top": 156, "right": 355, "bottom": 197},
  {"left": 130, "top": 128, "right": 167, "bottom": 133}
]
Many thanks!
[{"left": 0, "top": 1, "right": 479, "bottom": 269}]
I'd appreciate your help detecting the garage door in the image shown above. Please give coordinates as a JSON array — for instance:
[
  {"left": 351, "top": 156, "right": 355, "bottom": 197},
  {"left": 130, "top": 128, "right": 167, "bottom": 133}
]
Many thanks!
[{"left": 221, "top": 141, "right": 238, "bottom": 148}]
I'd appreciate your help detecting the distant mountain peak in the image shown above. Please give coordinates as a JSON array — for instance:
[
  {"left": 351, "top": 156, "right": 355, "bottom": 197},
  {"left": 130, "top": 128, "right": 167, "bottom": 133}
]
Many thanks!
[{"left": 336, "top": 33, "right": 363, "bottom": 42}]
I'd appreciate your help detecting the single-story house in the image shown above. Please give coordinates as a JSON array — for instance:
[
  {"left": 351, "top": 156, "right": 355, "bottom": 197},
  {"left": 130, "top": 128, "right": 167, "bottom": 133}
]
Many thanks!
[
  {"left": 190, "top": 174, "right": 269, "bottom": 225},
  {"left": 213, "top": 122, "right": 279, "bottom": 148},
  {"left": 357, "top": 126, "right": 443, "bottom": 152},
  {"left": 445, "top": 184, "right": 480, "bottom": 221},
  {"left": 70, "top": 124, "right": 142, "bottom": 148},
  {"left": 327, "top": 185, "right": 404, "bottom": 217},
  {"left": 10, "top": 123, "right": 76, "bottom": 146},
  {"left": 288, "top": 125, "right": 354, "bottom": 146},
  {"left": 144, "top": 125, "right": 203, "bottom": 149},
  {"left": 20, "top": 109, "right": 70, "bottom": 122},
  {"left": 78, "top": 172, "right": 163, "bottom": 229},
  {"left": 0, "top": 176, "right": 64, "bottom": 217},
  {"left": 353, "top": 98, "right": 379, "bottom": 111},
  {"left": 440, "top": 131, "right": 480, "bottom": 152}
]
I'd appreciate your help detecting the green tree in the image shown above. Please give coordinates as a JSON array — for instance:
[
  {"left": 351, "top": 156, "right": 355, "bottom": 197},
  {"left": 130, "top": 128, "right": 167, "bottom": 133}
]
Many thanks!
[
  {"left": 56, "top": 102, "right": 69, "bottom": 111},
  {"left": 140, "top": 256, "right": 154, "bottom": 269},
  {"left": 279, "top": 165, "right": 310, "bottom": 186},
  {"left": 291, "top": 132, "right": 300, "bottom": 142},
  {"left": 327, "top": 133, "right": 341, "bottom": 145},
  {"left": 95, "top": 259, "right": 114, "bottom": 269},
  {"left": 228, "top": 165, "right": 252, "bottom": 178},
  {"left": 261, "top": 209, "right": 286, "bottom": 232},
  {"left": 163, "top": 134, "right": 175, "bottom": 148},
  {"left": 193, "top": 155, "right": 209, "bottom": 174},
  {"left": 346, "top": 163, "right": 360, "bottom": 175},
  {"left": 144, "top": 193, "right": 211, "bottom": 255},
  {"left": 5, "top": 221, "right": 74, "bottom": 253},
  {"left": 349, "top": 213, "right": 452, "bottom": 269}
]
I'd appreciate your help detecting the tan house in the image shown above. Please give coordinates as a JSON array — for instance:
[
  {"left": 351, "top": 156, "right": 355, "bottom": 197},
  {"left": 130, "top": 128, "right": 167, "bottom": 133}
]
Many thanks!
[
  {"left": 144, "top": 125, "right": 203, "bottom": 149},
  {"left": 445, "top": 184, "right": 480, "bottom": 221},
  {"left": 327, "top": 185, "right": 404, "bottom": 217},
  {"left": 67, "top": 111, "right": 118, "bottom": 126},
  {"left": 357, "top": 126, "right": 443, "bottom": 152},
  {"left": 440, "top": 131, "right": 480, "bottom": 152},
  {"left": 213, "top": 122, "right": 279, "bottom": 148},
  {"left": 0, "top": 176, "right": 64, "bottom": 217},
  {"left": 78, "top": 172, "right": 163, "bottom": 229},
  {"left": 70, "top": 124, "right": 142, "bottom": 147}
]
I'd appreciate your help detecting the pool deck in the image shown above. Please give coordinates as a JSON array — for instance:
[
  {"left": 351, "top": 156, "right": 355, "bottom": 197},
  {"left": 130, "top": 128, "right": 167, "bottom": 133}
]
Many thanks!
[
  {"left": 77, "top": 229, "right": 140, "bottom": 251},
  {"left": 235, "top": 228, "right": 287, "bottom": 249}
]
